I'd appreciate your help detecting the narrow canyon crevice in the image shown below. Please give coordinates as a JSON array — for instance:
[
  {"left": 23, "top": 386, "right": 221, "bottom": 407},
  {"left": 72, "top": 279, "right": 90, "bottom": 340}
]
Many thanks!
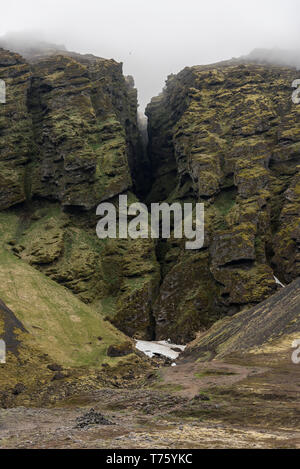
[{"left": 0, "top": 46, "right": 299, "bottom": 346}]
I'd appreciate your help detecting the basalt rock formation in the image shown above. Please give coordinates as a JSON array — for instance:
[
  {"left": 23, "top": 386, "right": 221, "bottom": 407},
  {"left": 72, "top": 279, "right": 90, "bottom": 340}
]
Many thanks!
[
  {"left": 0, "top": 45, "right": 299, "bottom": 350},
  {"left": 0, "top": 48, "right": 143, "bottom": 209},
  {"left": 146, "top": 62, "right": 300, "bottom": 342},
  {"left": 0, "top": 47, "right": 159, "bottom": 343}
]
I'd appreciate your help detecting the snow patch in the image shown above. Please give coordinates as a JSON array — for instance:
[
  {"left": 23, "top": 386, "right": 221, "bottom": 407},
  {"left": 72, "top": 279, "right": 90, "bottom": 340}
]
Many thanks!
[
  {"left": 135, "top": 340, "right": 185, "bottom": 360},
  {"left": 274, "top": 275, "right": 285, "bottom": 288}
]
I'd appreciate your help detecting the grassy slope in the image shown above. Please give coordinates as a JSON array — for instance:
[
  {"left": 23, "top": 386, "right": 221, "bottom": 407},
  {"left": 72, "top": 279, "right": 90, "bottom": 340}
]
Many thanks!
[{"left": 0, "top": 211, "right": 130, "bottom": 368}]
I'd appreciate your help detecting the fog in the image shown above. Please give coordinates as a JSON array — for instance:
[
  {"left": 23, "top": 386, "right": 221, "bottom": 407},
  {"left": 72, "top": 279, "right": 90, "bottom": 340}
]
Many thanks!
[{"left": 1, "top": 0, "right": 300, "bottom": 109}]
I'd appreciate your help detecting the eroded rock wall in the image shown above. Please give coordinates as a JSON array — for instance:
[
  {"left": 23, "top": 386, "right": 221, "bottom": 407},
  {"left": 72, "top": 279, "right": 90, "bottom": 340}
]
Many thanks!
[
  {"left": 146, "top": 63, "right": 300, "bottom": 342},
  {"left": 0, "top": 48, "right": 159, "bottom": 340},
  {"left": 1, "top": 48, "right": 299, "bottom": 344},
  {"left": 0, "top": 50, "right": 33, "bottom": 210}
]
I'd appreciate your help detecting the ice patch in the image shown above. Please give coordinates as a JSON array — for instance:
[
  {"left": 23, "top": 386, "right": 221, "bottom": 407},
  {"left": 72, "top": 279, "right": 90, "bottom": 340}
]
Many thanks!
[
  {"left": 135, "top": 340, "right": 185, "bottom": 360},
  {"left": 274, "top": 276, "right": 285, "bottom": 288}
]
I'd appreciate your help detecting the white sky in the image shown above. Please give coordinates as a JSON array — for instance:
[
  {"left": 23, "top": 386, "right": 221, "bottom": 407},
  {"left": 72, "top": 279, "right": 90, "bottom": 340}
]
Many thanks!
[{"left": 1, "top": 0, "right": 299, "bottom": 109}]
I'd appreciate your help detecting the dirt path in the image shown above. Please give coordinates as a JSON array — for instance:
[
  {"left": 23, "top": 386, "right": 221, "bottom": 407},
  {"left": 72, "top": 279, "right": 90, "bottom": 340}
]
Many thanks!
[{"left": 159, "top": 361, "right": 267, "bottom": 399}]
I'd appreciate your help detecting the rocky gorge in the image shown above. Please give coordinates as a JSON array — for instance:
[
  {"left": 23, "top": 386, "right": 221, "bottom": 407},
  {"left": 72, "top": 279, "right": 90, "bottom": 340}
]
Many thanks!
[{"left": 0, "top": 42, "right": 299, "bottom": 447}]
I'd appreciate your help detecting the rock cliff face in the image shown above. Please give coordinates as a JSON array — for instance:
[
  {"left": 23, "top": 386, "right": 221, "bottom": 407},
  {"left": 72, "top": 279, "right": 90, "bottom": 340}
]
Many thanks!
[
  {"left": 146, "top": 62, "right": 300, "bottom": 342},
  {"left": 0, "top": 48, "right": 159, "bottom": 342},
  {"left": 0, "top": 50, "right": 33, "bottom": 209},
  {"left": 1, "top": 47, "right": 299, "bottom": 347},
  {"left": 0, "top": 48, "right": 144, "bottom": 210}
]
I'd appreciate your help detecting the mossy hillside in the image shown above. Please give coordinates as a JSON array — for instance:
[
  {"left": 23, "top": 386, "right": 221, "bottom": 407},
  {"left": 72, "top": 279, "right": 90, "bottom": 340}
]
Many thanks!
[
  {"left": 0, "top": 292, "right": 149, "bottom": 408},
  {"left": 0, "top": 325, "right": 56, "bottom": 407},
  {"left": 184, "top": 276, "right": 300, "bottom": 361},
  {"left": 0, "top": 211, "right": 137, "bottom": 370},
  {"left": 13, "top": 203, "right": 106, "bottom": 304},
  {"left": 0, "top": 250, "right": 132, "bottom": 368},
  {"left": 0, "top": 291, "right": 64, "bottom": 407},
  {"left": 4, "top": 198, "right": 161, "bottom": 339}
]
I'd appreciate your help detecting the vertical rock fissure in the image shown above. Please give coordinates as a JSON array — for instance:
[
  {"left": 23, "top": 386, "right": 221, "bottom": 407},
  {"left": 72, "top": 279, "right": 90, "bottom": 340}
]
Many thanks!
[{"left": 1, "top": 46, "right": 299, "bottom": 345}]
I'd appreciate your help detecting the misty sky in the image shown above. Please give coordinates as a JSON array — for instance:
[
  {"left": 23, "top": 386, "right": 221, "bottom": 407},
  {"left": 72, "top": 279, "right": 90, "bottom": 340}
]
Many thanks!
[{"left": 1, "top": 0, "right": 300, "bottom": 110}]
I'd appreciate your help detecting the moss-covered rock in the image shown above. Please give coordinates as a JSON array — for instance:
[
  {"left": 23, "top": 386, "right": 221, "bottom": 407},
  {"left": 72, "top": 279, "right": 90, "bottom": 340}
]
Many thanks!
[
  {"left": 0, "top": 48, "right": 159, "bottom": 341},
  {"left": 1, "top": 47, "right": 299, "bottom": 346},
  {"left": 0, "top": 49, "right": 33, "bottom": 210},
  {"left": 146, "top": 62, "right": 300, "bottom": 342}
]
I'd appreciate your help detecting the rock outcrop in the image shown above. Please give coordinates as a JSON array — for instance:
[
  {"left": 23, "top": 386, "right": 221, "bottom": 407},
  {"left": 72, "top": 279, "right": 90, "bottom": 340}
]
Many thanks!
[
  {"left": 146, "top": 62, "right": 300, "bottom": 342},
  {"left": 183, "top": 277, "right": 300, "bottom": 360},
  {"left": 1, "top": 45, "right": 299, "bottom": 346},
  {"left": 0, "top": 48, "right": 159, "bottom": 340},
  {"left": 0, "top": 50, "right": 33, "bottom": 209}
]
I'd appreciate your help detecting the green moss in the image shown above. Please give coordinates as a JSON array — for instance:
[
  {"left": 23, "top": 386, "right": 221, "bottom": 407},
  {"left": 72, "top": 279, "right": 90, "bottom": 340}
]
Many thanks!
[
  {"left": 0, "top": 248, "right": 130, "bottom": 367},
  {"left": 194, "top": 370, "right": 236, "bottom": 378},
  {"left": 150, "top": 383, "right": 184, "bottom": 392},
  {"left": 214, "top": 188, "right": 237, "bottom": 216}
]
